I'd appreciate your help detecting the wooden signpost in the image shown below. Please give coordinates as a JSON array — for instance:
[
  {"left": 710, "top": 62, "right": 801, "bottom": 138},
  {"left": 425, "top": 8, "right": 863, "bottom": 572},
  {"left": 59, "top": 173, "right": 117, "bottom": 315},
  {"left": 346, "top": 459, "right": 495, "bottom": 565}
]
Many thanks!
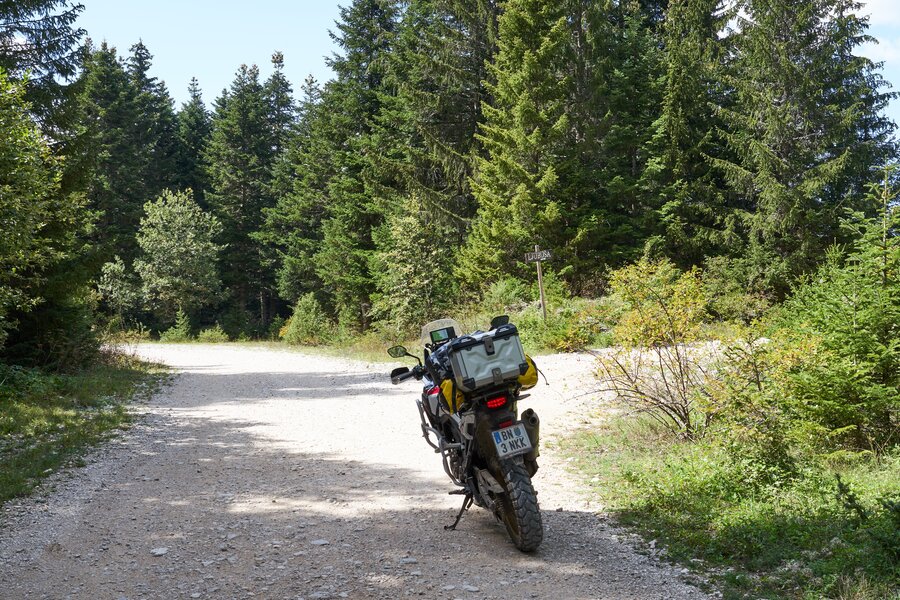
[{"left": 525, "top": 245, "right": 552, "bottom": 321}]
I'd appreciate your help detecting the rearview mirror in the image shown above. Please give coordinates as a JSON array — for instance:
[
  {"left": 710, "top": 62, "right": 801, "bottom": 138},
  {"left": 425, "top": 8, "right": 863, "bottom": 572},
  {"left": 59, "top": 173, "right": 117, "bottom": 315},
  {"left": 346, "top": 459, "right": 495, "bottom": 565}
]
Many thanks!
[
  {"left": 387, "top": 345, "right": 408, "bottom": 358},
  {"left": 490, "top": 315, "right": 510, "bottom": 329}
]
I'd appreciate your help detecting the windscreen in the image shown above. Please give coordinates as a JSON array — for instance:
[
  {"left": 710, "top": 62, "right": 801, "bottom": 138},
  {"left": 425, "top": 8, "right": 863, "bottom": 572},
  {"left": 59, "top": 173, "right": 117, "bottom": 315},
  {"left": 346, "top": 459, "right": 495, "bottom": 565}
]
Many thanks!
[{"left": 421, "top": 318, "right": 463, "bottom": 347}]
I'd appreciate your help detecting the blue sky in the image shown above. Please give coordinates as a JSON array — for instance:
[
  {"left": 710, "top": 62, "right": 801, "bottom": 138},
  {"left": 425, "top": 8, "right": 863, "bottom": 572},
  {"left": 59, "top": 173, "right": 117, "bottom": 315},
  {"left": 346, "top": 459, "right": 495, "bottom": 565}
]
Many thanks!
[
  {"left": 78, "top": 0, "right": 900, "bottom": 126},
  {"left": 78, "top": 1, "right": 344, "bottom": 105}
]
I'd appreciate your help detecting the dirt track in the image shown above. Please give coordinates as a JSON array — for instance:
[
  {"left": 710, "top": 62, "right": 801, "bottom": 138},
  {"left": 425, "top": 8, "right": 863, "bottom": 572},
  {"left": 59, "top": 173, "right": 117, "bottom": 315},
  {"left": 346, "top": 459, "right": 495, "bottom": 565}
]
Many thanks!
[{"left": 0, "top": 344, "right": 714, "bottom": 599}]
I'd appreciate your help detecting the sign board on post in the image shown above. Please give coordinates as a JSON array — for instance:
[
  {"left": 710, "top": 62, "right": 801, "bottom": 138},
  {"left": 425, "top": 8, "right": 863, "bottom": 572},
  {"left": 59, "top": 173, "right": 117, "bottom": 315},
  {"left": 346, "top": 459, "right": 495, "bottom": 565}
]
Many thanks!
[
  {"left": 526, "top": 245, "right": 551, "bottom": 321},
  {"left": 525, "top": 249, "right": 552, "bottom": 263}
]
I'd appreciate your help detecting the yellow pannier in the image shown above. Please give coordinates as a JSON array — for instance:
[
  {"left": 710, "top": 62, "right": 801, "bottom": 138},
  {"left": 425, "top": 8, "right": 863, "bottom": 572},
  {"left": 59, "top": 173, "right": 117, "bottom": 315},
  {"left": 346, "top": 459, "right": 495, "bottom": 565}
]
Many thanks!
[
  {"left": 518, "top": 355, "right": 538, "bottom": 390},
  {"left": 440, "top": 379, "right": 465, "bottom": 413}
]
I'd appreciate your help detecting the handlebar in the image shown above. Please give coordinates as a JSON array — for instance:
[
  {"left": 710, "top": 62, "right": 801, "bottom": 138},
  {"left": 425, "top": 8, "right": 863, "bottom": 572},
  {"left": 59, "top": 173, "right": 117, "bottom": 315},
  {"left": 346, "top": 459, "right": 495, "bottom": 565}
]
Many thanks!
[{"left": 391, "top": 365, "right": 424, "bottom": 385}]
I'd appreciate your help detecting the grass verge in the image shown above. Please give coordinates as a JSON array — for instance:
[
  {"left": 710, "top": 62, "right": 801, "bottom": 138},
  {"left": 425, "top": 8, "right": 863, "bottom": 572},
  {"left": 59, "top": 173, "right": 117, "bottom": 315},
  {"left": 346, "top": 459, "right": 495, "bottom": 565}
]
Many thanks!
[
  {"left": 558, "top": 417, "right": 900, "bottom": 600},
  {"left": 0, "top": 352, "right": 165, "bottom": 504}
]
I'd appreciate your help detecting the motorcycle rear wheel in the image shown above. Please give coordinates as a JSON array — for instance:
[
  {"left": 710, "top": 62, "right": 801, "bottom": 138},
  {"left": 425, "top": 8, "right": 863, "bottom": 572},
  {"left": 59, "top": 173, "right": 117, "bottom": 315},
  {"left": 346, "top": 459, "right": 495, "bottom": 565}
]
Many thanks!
[{"left": 497, "top": 458, "right": 543, "bottom": 552}]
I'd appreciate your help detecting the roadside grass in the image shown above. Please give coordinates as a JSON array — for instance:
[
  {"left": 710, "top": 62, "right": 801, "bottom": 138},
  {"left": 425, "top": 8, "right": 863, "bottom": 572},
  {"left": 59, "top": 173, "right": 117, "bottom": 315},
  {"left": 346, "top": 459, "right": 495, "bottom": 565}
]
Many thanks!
[
  {"left": 558, "top": 416, "right": 900, "bottom": 600},
  {"left": 0, "top": 353, "right": 164, "bottom": 503}
]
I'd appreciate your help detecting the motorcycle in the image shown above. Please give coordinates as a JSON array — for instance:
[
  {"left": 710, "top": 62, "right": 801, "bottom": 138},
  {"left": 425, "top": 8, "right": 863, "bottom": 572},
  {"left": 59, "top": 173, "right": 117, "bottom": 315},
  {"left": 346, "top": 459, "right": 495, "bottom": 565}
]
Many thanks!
[{"left": 387, "top": 316, "right": 544, "bottom": 552}]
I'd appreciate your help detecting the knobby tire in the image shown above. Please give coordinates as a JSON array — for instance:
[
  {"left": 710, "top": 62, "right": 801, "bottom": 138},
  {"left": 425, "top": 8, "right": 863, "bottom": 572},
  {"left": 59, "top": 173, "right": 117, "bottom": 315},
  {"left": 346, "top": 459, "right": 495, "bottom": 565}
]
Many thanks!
[{"left": 498, "top": 457, "right": 543, "bottom": 552}]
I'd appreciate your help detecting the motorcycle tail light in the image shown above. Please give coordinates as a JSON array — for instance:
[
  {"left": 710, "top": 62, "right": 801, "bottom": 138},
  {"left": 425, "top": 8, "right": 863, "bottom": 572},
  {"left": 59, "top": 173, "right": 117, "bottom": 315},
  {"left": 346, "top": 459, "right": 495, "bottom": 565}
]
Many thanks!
[
  {"left": 498, "top": 419, "right": 514, "bottom": 429},
  {"left": 486, "top": 395, "right": 507, "bottom": 409}
]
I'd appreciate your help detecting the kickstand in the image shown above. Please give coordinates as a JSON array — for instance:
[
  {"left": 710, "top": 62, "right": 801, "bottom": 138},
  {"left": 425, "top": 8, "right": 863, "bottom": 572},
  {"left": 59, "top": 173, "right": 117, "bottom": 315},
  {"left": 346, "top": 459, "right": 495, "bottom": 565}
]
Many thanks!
[{"left": 444, "top": 493, "right": 474, "bottom": 531}]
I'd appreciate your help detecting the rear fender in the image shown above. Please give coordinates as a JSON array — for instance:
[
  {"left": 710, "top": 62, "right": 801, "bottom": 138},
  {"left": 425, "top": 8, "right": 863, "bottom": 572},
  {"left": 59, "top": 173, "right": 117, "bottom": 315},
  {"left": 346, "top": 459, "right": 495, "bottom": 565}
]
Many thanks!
[{"left": 473, "top": 407, "right": 539, "bottom": 480}]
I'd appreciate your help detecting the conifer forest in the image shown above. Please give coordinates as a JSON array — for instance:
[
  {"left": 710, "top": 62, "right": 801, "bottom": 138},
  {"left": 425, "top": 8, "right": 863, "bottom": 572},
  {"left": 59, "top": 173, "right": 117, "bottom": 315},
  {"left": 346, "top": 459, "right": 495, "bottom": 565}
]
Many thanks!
[{"left": 1, "top": 0, "right": 897, "bottom": 353}]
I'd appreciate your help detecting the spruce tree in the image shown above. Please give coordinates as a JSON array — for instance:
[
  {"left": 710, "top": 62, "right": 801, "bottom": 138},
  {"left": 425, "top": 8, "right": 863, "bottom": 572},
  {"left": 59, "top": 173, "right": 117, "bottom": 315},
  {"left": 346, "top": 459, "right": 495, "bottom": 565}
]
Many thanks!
[
  {"left": 262, "top": 76, "right": 330, "bottom": 305},
  {"left": 174, "top": 78, "right": 212, "bottom": 205},
  {"left": 0, "top": 0, "right": 84, "bottom": 120},
  {"left": 72, "top": 42, "right": 147, "bottom": 265},
  {"left": 264, "top": 52, "right": 296, "bottom": 161},
  {"left": 712, "top": 0, "right": 896, "bottom": 296},
  {"left": 127, "top": 41, "right": 179, "bottom": 195},
  {"left": 458, "top": 0, "right": 662, "bottom": 294},
  {"left": 365, "top": 0, "right": 499, "bottom": 325},
  {"left": 642, "top": 0, "right": 735, "bottom": 267},
  {"left": 255, "top": 52, "right": 297, "bottom": 321},
  {"left": 589, "top": 1, "right": 664, "bottom": 276},
  {"left": 313, "top": 0, "right": 400, "bottom": 329},
  {"left": 456, "top": 0, "right": 575, "bottom": 290},
  {"left": 205, "top": 64, "right": 276, "bottom": 333},
  {"left": 379, "top": 0, "right": 498, "bottom": 221}
]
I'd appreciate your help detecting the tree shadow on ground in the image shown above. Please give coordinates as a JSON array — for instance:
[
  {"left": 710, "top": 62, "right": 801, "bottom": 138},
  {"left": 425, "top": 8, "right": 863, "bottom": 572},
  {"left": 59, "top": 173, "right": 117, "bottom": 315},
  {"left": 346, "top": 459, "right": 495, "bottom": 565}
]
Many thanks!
[{"left": 0, "top": 366, "right": 707, "bottom": 600}]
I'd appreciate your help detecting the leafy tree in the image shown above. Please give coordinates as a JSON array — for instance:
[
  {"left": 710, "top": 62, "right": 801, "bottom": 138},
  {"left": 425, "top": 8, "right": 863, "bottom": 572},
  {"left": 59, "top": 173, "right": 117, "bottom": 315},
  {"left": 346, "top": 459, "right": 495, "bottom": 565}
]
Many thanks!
[
  {"left": 174, "top": 77, "right": 212, "bottom": 205},
  {"left": 0, "top": 69, "right": 92, "bottom": 364},
  {"left": 0, "top": 71, "right": 64, "bottom": 344},
  {"left": 134, "top": 189, "right": 223, "bottom": 323}
]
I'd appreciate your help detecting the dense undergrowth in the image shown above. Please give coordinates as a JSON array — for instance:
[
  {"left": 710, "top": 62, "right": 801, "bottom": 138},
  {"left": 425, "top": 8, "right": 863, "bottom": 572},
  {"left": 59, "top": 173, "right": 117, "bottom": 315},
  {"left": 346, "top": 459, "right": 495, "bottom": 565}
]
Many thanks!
[
  {"left": 0, "top": 353, "right": 163, "bottom": 503},
  {"left": 559, "top": 420, "right": 899, "bottom": 599}
]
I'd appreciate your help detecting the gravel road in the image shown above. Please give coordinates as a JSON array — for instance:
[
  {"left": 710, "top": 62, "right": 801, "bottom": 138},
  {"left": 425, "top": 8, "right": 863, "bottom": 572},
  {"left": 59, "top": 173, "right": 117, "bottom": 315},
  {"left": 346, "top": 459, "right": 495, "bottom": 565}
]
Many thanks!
[{"left": 0, "top": 344, "right": 714, "bottom": 600}]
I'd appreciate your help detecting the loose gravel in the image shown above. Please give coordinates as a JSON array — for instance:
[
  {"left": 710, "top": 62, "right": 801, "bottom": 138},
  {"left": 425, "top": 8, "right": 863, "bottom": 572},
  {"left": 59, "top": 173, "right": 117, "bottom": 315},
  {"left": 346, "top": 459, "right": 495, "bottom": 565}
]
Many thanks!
[{"left": 0, "top": 344, "right": 715, "bottom": 599}]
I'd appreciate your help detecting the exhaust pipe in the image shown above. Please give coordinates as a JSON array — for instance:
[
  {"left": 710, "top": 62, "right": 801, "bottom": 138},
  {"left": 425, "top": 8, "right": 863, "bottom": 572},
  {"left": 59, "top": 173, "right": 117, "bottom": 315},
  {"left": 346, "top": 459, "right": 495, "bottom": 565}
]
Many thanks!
[{"left": 520, "top": 408, "right": 540, "bottom": 460}]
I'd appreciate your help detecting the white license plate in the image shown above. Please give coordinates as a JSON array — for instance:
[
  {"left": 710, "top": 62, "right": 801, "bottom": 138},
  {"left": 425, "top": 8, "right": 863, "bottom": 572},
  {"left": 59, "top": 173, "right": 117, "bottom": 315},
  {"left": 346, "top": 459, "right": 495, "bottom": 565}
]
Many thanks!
[{"left": 492, "top": 423, "right": 532, "bottom": 459}]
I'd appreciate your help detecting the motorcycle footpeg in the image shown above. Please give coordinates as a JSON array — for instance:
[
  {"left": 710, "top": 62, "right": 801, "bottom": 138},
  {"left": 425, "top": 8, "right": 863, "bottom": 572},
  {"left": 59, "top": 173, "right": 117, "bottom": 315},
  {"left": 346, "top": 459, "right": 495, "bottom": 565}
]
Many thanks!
[{"left": 448, "top": 488, "right": 468, "bottom": 495}]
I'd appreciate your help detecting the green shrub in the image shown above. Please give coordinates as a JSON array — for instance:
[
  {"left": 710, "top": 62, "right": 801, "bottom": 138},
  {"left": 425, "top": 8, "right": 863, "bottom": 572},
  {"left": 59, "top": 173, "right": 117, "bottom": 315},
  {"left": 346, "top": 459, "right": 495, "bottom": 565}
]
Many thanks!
[
  {"left": 283, "top": 293, "right": 332, "bottom": 346},
  {"left": 158, "top": 309, "right": 193, "bottom": 343},
  {"left": 551, "top": 299, "right": 619, "bottom": 351},
  {"left": 702, "top": 255, "right": 771, "bottom": 323},
  {"left": 529, "top": 267, "right": 570, "bottom": 307},
  {"left": 197, "top": 324, "right": 229, "bottom": 343},
  {"left": 219, "top": 303, "right": 257, "bottom": 340},
  {"left": 712, "top": 194, "right": 899, "bottom": 460},
  {"left": 597, "top": 258, "right": 712, "bottom": 437},
  {"left": 483, "top": 277, "right": 530, "bottom": 313},
  {"left": 267, "top": 315, "right": 286, "bottom": 341}
]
